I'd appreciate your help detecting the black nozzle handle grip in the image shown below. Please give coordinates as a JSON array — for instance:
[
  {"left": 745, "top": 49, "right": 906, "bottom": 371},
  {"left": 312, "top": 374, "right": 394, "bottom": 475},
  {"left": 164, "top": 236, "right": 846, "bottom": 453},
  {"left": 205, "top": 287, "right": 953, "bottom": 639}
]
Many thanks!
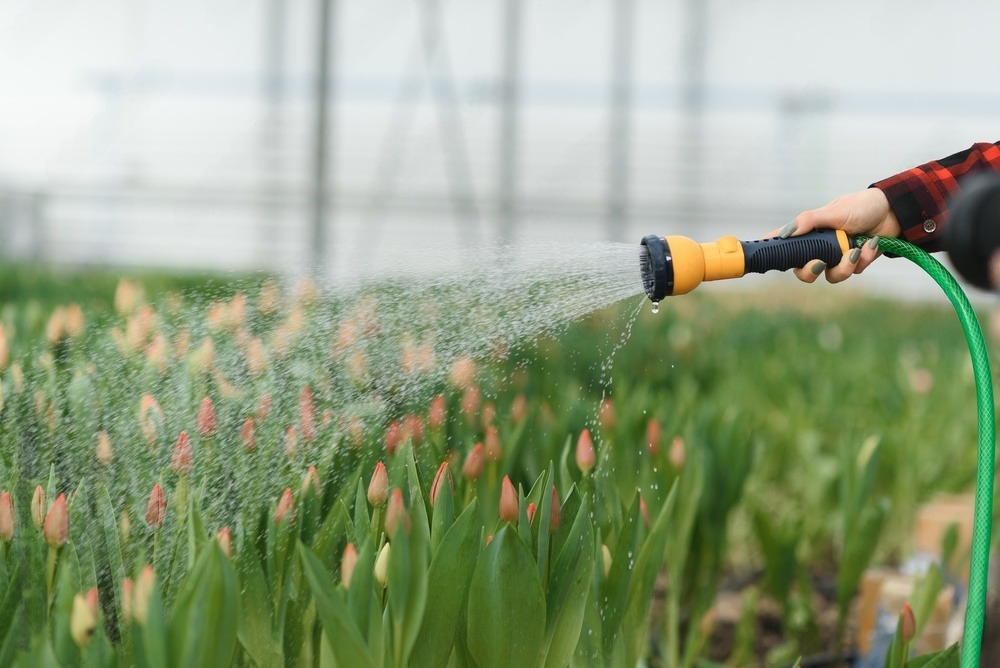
[{"left": 740, "top": 229, "right": 854, "bottom": 274}]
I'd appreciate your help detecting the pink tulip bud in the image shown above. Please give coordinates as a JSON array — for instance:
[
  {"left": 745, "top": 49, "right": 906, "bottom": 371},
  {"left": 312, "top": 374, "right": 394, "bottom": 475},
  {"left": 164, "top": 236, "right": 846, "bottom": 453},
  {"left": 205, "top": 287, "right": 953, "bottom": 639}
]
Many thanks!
[
  {"left": 481, "top": 402, "right": 497, "bottom": 430},
  {"left": 31, "top": 485, "right": 45, "bottom": 529},
  {"left": 449, "top": 356, "right": 476, "bottom": 388},
  {"left": 216, "top": 527, "right": 231, "bottom": 558},
  {"left": 576, "top": 429, "right": 596, "bottom": 474},
  {"left": 171, "top": 431, "right": 193, "bottom": 476},
  {"left": 121, "top": 578, "right": 134, "bottom": 624},
  {"left": 299, "top": 387, "right": 316, "bottom": 442},
  {"left": 510, "top": 394, "right": 527, "bottom": 425},
  {"left": 0, "top": 492, "right": 14, "bottom": 542},
  {"left": 256, "top": 393, "right": 272, "bottom": 423},
  {"left": 145, "top": 484, "right": 166, "bottom": 531},
  {"left": 133, "top": 566, "right": 155, "bottom": 625},
  {"left": 901, "top": 602, "right": 916, "bottom": 642},
  {"left": 460, "top": 386, "right": 481, "bottom": 424},
  {"left": 274, "top": 488, "right": 295, "bottom": 524},
  {"left": 428, "top": 394, "right": 447, "bottom": 430},
  {"left": 240, "top": 417, "right": 256, "bottom": 453},
  {"left": 96, "top": 431, "right": 114, "bottom": 466},
  {"left": 462, "top": 443, "right": 485, "bottom": 481},
  {"left": 499, "top": 476, "right": 518, "bottom": 524},
  {"left": 669, "top": 436, "right": 686, "bottom": 470},
  {"left": 527, "top": 502, "right": 537, "bottom": 525},
  {"left": 549, "top": 487, "right": 560, "bottom": 534},
  {"left": 599, "top": 397, "right": 616, "bottom": 431},
  {"left": 385, "top": 421, "right": 402, "bottom": 455},
  {"left": 44, "top": 493, "right": 68, "bottom": 548},
  {"left": 196, "top": 396, "right": 217, "bottom": 438},
  {"left": 484, "top": 427, "right": 502, "bottom": 462},
  {"left": 341, "top": 543, "right": 358, "bottom": 588},
  {"left": 646, "top": 419, "right": 661, "bottom": 456},
  {"left": 402, "top": 414, "right": 424, "bottom": 446},
  {"left": 385, "top": 488, "right": 410, "bottom": 537},
  {"left": 429, "top": 462, "right": 452, "bottom": 506},
  {"left": 301, "top": 465, "right": 321, "bottom": 496},
  {"left": 368, "top": 462, "right": 389, "bottom": 507},
  {"left": 283, "top": 425, "right": 297, "bottom": 458}
]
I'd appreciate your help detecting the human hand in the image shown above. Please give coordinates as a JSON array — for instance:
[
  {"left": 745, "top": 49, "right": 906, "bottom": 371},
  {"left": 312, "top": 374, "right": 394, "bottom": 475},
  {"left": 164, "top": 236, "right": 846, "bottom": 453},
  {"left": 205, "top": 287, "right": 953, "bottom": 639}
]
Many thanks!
[{"left": 765, "top": 187, "right": 902, "bottom": 284}]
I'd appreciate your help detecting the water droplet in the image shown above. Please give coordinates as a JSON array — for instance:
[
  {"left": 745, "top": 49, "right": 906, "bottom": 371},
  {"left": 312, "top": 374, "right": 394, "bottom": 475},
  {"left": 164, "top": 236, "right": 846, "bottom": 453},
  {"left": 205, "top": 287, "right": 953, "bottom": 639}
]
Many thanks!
[{"left": 650, "top": 301, "right": 659, "bottom": 314}]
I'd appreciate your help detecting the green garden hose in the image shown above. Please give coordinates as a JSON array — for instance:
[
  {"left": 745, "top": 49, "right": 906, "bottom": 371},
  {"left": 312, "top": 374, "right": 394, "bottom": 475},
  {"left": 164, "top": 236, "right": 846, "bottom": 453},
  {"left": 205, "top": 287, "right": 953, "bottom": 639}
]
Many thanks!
[{"left": 862, "top": 235, "right": 995, "bottom": 668}]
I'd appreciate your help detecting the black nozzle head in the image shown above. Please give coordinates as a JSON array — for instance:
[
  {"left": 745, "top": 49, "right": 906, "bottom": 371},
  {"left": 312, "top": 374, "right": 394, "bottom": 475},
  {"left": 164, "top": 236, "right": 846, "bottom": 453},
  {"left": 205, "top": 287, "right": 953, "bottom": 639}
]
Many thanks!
[{"left": 639, "top": 235, "right": 673, "bottom": 301}]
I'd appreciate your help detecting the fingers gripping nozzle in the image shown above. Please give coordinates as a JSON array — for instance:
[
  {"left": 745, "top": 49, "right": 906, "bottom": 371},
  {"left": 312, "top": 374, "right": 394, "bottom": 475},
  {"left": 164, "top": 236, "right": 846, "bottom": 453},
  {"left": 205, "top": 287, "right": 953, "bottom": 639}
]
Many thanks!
[{"left": 640, "top": 229, "right": 853, "bottom": 300}]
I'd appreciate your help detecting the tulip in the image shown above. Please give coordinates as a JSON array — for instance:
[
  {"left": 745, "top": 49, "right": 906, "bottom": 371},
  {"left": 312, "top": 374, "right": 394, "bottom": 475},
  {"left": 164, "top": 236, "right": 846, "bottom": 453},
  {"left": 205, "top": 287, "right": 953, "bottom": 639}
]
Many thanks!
[
  {"left": 639, "top": 496, "right": 651, "bottom": 528},
  {"left": 196, "top": 396, "right": 217, "bottom": 438},
  {"left": 484, "top": 427, "right": 502, "bottom": 462},
  {"left": 216, "top": 527, "right": 232, "bottom": 558},
  {"left": 139, "top": 394, "right": 163, "bottom": 447},
  {"left": 385, "top": 421, "right": 402, "bottom": 455},
  {"left": 189, "top": 338, "right": 215, "bottom": 375},
  {"left": 499, "top": 476, "right": 518, "bottom": 524},
  {"left": 0, "top": 492, "right": 14, "bottom": 542},
  {"left": 449, "top": 356, "right": 476, "bottom": 388},
  {"left": 145, "top": 484, "right": 166, "bottom": 531},
  {"left": 368, "top": 462, "right": 389, "bottom": 507},
  {"left": 341, "top": 543, "right": 358, "bottom": 588},
  {"left": 460, "top": 386, "right": 481, "bottom": 424},
  {"left": 96, "top": 430, "right": 113, "bottom": 466},
  {"left": 510, "top": 393, "right": 527, "bottom": 425},
  {"left": 601, "top": 544, "right": 612, "bottom": 577},
  {"left": 133, "top": 566, "right": 155, "bottom": 625},
  {"left": 429, "top": 462, "right": 452, "bottom": 507},
  {"left": 462, "top": 443, "right": 485, "bottom": 481},
  {"left": 374, "top": 543, "right": 390, "bottom": 588},
  {"left": 428, "top": 394, "right": 447, "bottom": 430},
  {"left": 646, "top": 419, "right": 661, "bottom": 456},
  {"left": 240, "top": 417, "right": 256, "bottom": 453},
  {"left": 284, "top": 425, "right": 297, "bottom": 458},
  {"left": 114, "top": 278, "right": 141, "bottom": 314},
  {"left": 527, "top": 502, "right": 537, "bottom": 525},
  {"left": 70, "top": 588, "right": 99, "bottom": 647},
  {"left": 44, "top": 493, "right": 68, "bottom": 549},
  {"left": 402, "top": 414, "right": 424, "bottom": 446},
  {"left": 245, "top": 337, "right": 268, "bottom": 375},
  {"left": 171, "top": 431, "right": 193, "bottom": 476},
  {"left": 31, "top": 485, "right": 45, "bottom": 529},
  {"left": 576, "top": 429, "right": 596, "bottom": 474},
  {"left": 45, "top": 306, "right": 66, "bottom": 345},
  {"left": 145, "top": 334, "right": 168, "bottom": 373},
  {"left": 301, "top": 465, "right": 321, "bottom": 496},
  {"left": 901, "top": 602, "right": 916, "bottom": 642},
  {"left": 121, "top": 578, "right": 134, "bottom": 624},
  {"left": 386, "top": 489, "right": 410, "bottom": 537},
  {"left": 299, "top": 387, "right": 316, "bottom": 442},
  {"left": 481, "top": 402, "right": 496, "bottom": 430},
  {"left": 549, "top": 486, "right": 560, "bottom": 534},
  {"left": 256, "top": 393, "right": 272, "bottom": 423},
  {"left": 599, "top": 397, "right": 616, "bottom": 431},
  {"left": 669, "top": 436, "right": 686, "bottom": 470},
  {"left": 274, "top": 488, "right": 295, "bottom": 524}
]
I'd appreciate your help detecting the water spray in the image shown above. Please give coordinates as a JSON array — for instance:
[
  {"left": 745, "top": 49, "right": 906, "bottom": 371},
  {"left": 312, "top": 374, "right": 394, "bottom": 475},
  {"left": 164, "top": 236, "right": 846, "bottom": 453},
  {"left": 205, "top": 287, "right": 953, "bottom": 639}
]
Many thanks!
[{"left": 638, "top": 229, "right": 994, "bottom": 668}]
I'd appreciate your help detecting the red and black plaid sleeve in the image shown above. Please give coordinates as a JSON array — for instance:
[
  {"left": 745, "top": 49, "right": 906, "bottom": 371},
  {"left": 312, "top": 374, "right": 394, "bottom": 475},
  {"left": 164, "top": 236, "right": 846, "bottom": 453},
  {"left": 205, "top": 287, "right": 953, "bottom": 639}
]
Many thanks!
[{"left": 871, "top": 142, "right": 1000, "bottom": 252}]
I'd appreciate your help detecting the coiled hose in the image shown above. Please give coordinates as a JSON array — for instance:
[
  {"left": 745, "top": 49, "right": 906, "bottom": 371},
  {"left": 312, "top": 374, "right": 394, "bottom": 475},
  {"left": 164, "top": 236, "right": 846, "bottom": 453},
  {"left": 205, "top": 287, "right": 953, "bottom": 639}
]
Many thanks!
[{"left": 860, "top": 235, "right": 994, "bottom": 668}]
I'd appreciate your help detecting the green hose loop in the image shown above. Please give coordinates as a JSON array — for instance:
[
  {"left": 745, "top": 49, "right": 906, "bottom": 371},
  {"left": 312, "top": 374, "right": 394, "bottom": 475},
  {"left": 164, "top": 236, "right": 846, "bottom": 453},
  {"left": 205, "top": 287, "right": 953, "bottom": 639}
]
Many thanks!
[{"left": 858, "top": 235, "right": 994, "bottom": 668}]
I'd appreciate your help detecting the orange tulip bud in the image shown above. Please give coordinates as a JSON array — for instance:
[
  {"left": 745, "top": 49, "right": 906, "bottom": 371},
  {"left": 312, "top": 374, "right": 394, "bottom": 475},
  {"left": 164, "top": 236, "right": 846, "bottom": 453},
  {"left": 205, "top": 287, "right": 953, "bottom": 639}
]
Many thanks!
[
  {"left": 138, "top": 394, "right": 164, "bottom": 447},
  {"left": 669, "top": 435, "right": 686, "bottom": 470},
  {"left": 121, "top": 578, "right": 134, "bottom": 624},
  {"left": 385, "top": 421, "right": 402, "bottom": 455},
  {"left": 240, "top": 417, "right": 256, "bottom": 453},
  {"left": 31, "top": 485, "right": 45, "bottom": 529},
  {"left": 429, "top": 462, "right": 452, "bottom": 507},
  {"left": 301, "top": 465, "right": 321, "bottom": 496},
  {"left": 0, "top": 492, "right": 14, "bottom": 541},
  {"left": 44, "top": 493, "right": 68, "bottom": 548},
  {"left": 368, "top": 462, "right": 389, "bottom": 507},
  {"left": 256, "top": 393, "right": 272, "bottom": 423},
  {"left": 428, "top": 394, "right": 447, "bottom": 430},
  {"left": 283, "top": 425, "right": 297, "bottom": 458},
  {"left": 71, "top": 587, "right": 99, "bottom": 647},
  {"left": 299, "top": 387, "right": 316, "bottom": 442},
  {"left": 499, "top": 476, "right": 518, "bottom": 524},
  {"left": 462, "top": 443, "right": 485, "bottom": 481},
  {"left": 386, "top": 488, "right": 410, "bottom": 537},
  {"left": 576, "top": 429, "right": 596, "bottom": 474},
  {"left": 901, "top": 602, "right": 916, "bottom": 642},
  {"left": 485, "top": 426, "right": 502, "bottom": 462},
  {"left": 449, "top": 356, "right": 476, "bottom": 388},
  {"left": 96, "top": 431, "right": 114, "bottom": 466},
  {"left": 527, "top": 502, "right": 537, "bottom": 525},
  {"left": 171, "top": 431, "right": 193, "bottom": 475},
  {"left": 144, "top": 484, "right": 166, "bottom": 531},
  {"left": 646, "top": 419, "right": 661, "bottom": 456},
  {"left": 402, "top": 414, "right": 424, "bottom": 446},
  {"left": 274, "top": 488, "right": 295, "bottom": 524},
  {"left": 460, "top": 386, "right": 481, "bottom": 424},
  {"left": 216, "top": 527, "right": 231, "bottom": 558},
  {"left": 510, "top": 394, "right": 527, "bottom": 425},
  {"left": 196, "top": 396, "right": 217, "bottom": 438},
  {"left": 133, "top": 566, "right": 155, "bottom": 625},
  {"left": 341, "top": 543, "right": 358, "bottom": 588},
  {"left": 599, "top": 397, "right": 616, "bottom": 431},
  {"left": 481, "top": 402, "right": 496, "bottom": 430}
]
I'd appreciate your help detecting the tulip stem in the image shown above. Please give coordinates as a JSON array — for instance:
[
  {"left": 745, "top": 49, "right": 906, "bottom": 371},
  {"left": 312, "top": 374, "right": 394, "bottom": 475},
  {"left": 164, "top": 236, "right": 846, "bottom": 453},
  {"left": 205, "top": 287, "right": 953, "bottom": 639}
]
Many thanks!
[{"left": 46, "top": 546, "right": 58, "bottom": 611}]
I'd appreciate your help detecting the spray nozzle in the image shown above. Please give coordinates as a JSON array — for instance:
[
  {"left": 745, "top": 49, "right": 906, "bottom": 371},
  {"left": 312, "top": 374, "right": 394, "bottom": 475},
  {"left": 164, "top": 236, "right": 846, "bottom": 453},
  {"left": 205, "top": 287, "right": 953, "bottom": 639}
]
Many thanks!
[{"left": 639, "top": 235, "right": 672, "bottom": 301}]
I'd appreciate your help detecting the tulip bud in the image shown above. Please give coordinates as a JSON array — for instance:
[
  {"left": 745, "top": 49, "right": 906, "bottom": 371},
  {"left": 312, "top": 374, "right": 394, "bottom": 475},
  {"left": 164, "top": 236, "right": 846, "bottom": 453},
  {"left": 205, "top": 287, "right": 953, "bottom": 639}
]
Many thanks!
[
  {"left": 368, "top": 462, "right": 389, "bottom": 507},
  {"left": 299, "top": 387, "right": 316, "bottom": 442},
  {"left": 900, "top": 602, "right": 916, "bottom": 642},
  {"left": 576, "top": 429, "right": 596, "bottom": 474},
  {"left": 462, "top": 443, "right": 485, "bottom": 481},
  {"left": 133, "top": 566, "right": 155, "bottom": 625},
  {"left": 196, "top": 396, "right": 217, "bottom": 438},
  {"left": 639, "top": 496, "right": 651, "bottom": 528},
  {"left": 144, "top": 484, "right": 166, "bottom": 531},
  {"left": 240, "top": 417, "right": 256, "bottom": 453},
  {"left": 95, "top": 430, "right": 113, "bottom": 466},
  {"left": 245, "top": 337, "right": 268, "bottom": 375},
  {"left": 70, "top": 588, "right": 99, "bottom": 647},
  {"left": 669, "top": 435, "right": 686, "bottom": 470},
  {"left": 138, "top": 394, "right": 163, "bottom": 447},
  {"left": 121, "top": 578, "right": 134, "bottom": 624},
  {"left": 429, "top": 462, "right": 452, "bottom": 507},
  {"left": 449, "top": 356, "right": 476, "bottom": 388},
  {"left": 510, "top": 394, "right": 527, "bottom": 425},
  {"left": 485, "top": 534, "right": 494, "bottom": 546},
  {"left": 485, "top": 426, "right": 502, "bottom": 462},
  {"left": 460, "top": 386, "right": 481, "bottom": 424},
  {"left": 646, "top": 419, "right": 661, "bottom": 456},
  {"left": 256, "top": 393, "right": 272, "bottom": 423},
  {"left": 283, "top": 425, "right": 297, "bottom": 458},
  {"left": 274, "top": 488, "right": 295, "bottom": 524},
  {"left": 31, "top": 485, "right": 45, "bottom": 529},
  {"left": 386, "top": 488, "right": 410, "bottom": 537},
  {"left": 171, "top": 431, "right": 193, "bottom": 476},
  {"left": 374, "top": 543, "right": 390, "bottom": 588},
  {"left": 599, "top": 397, "right": 616, "bottom": 431},
  {"left": 0, "top": 492, "right": 14, "bottom": 542},
  {"left": 527, "top": 502, "right": 537, "bottom": 525},
  {"left": 499, "top": 476, "right": 518, "bottom": 524},
  {"left": 44, "top": 493, "right": 69, "bottom": 549},
  {"left": 301, "top": 465, "right": 320, "bottom": 496},
  {"left": 402, "top": 414, "right": 423, "bottom": 446},
  {"left": 341, "top": 543, "right": 358, "bottom": 588},
  {"left": 216, "top": 527, "right": 231, "bottom": 558},
  {"left": 385, "top": 421, "right": 402, "bottom": 455},
  {"left": 481, "top": 402, "right": 496, "bottom": 430},
  {"left": 549, "top": 486, "right": 560, "bottom": 534},
  {"left": 428, "top": 394, "right": 447, "bottom": 430},
  {"left": 601, "top": 544, "right": 612, "bottom": 577}
]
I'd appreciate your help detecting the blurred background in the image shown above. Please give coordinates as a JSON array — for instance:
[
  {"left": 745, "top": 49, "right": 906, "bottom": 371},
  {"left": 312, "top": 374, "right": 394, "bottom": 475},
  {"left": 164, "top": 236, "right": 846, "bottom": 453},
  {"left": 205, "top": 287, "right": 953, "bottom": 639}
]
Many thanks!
[{"left": 1, "top": 0, "right": 997, "bottom": 297}]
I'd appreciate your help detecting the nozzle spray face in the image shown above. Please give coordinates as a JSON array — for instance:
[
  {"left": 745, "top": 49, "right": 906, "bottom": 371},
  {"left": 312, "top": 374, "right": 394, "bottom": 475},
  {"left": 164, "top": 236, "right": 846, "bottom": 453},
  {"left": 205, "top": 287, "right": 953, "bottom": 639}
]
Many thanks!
[{"left": 640, "top": 235, "right": 672, "bottom": 301}]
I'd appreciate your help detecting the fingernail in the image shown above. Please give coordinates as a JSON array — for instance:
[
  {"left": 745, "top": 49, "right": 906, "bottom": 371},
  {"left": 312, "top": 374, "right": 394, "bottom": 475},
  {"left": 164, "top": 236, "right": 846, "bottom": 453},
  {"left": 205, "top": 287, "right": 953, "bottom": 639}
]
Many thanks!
[
  {"left": 868, "top": 236, "right": 880, "bottom": 251},
  {"left": 779, "top": 222, "right": 797, "bottom": 239},
  {"left": 849, "top": 248, "right": 862, "bottom": 263},
  {"left": 810, "top": 261, "right": 827, "bottom": 276}
]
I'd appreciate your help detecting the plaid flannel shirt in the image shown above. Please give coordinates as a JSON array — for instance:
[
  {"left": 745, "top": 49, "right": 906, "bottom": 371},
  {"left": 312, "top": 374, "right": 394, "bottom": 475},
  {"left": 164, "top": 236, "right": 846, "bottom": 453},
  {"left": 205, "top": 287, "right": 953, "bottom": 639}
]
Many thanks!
[{"left": 871, "top": 142, "right": 1000, "bottom": 252}]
